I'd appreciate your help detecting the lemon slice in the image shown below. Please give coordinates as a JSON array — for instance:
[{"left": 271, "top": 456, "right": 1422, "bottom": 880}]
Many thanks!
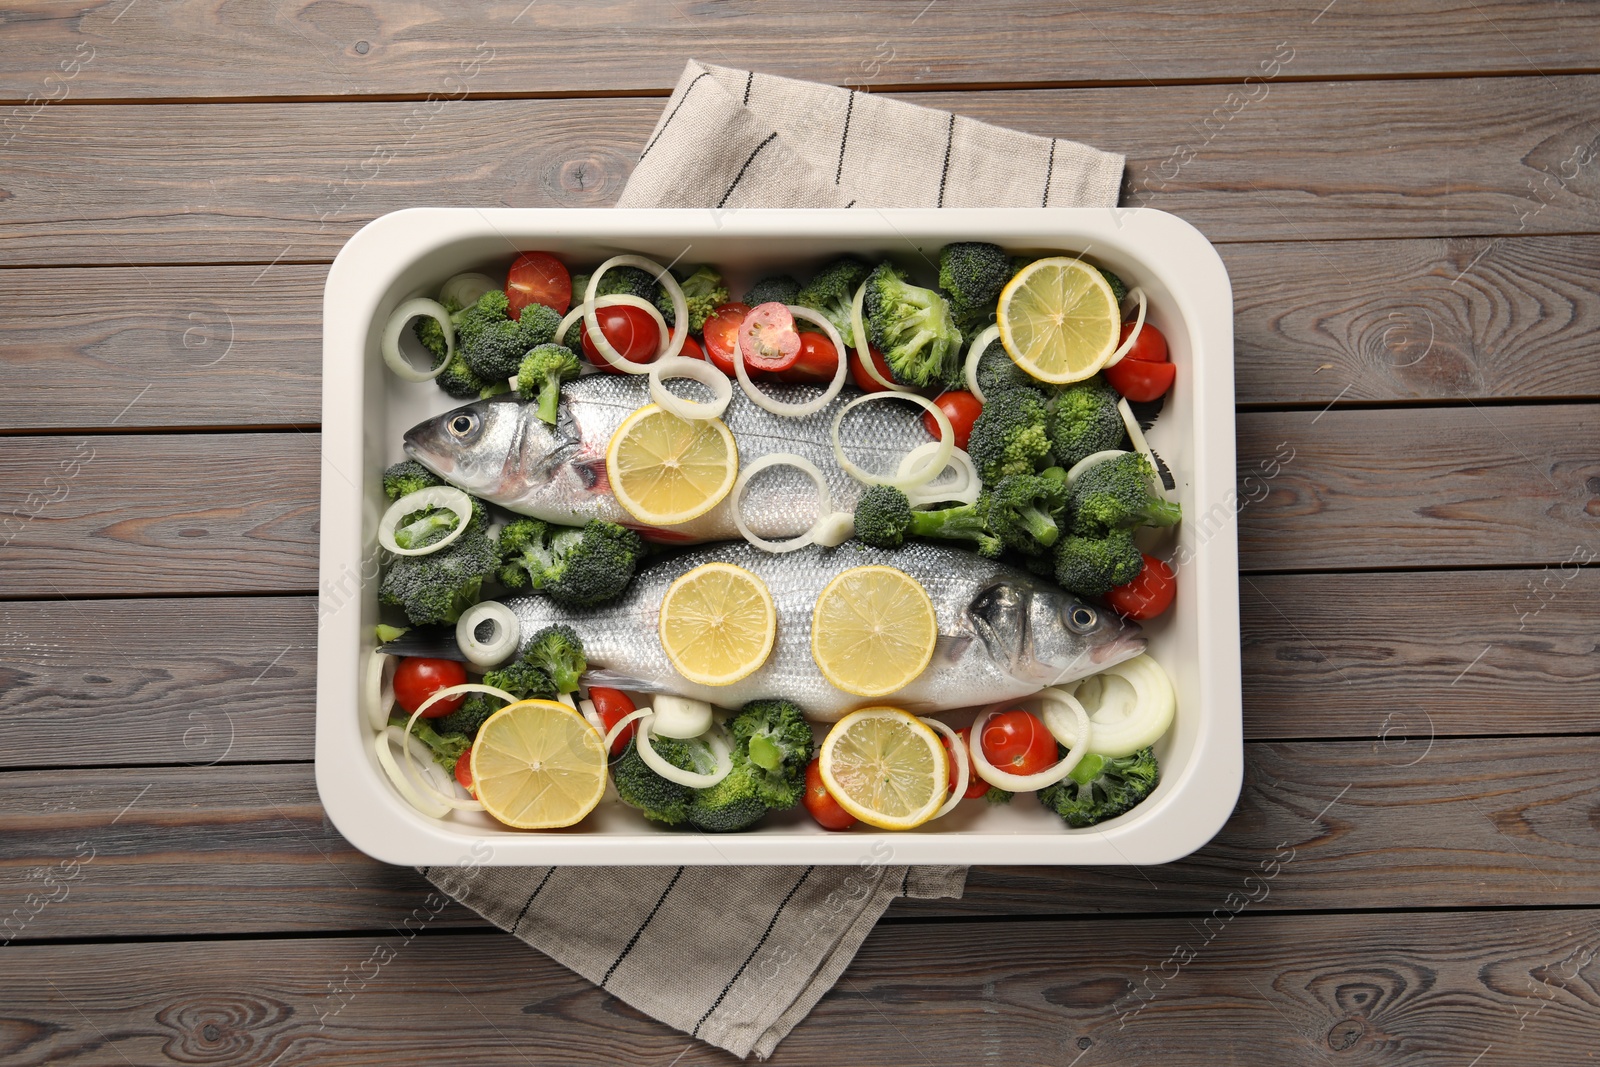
[
  {"left": 819, "top": 707, "right": 948, "bottom": 830},
  {"left": 659, "top": 562, "right": 776, "bottom": 686},
  {"left": 997, "top": 256, "right": 1121, "bottom": 383},
  {"left": 606, "top": 403, "right": 738, "bottom": 526},
  {"left": 469, "top": 699, "right": 607, "bottom": 829},
  {"left": 810, "top": 565, "right": 937, "bottom": 697}
]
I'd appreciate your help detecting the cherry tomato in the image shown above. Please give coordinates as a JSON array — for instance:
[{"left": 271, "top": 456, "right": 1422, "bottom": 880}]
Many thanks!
[
  {"left": 1105, "top": 554, "right": 1176, "bottom": 620},
  {"left": 849, "top": 345, "right": 895, "bottom": 392},
  {"left": 777, "top": 331, "right": 840, "bottom": 384},
  {"left": 506, "top": 251, "right": 572, "bottom": 318},
  {"left": 1120, "top": 320, "right": 1169, "bottom": 364},
  {"left": 587, "top": 686, "right": 638, "bottom": 757},
  {"left": 454, "top": 749, "right": 474, "bottom": 793},
  {"left": 739, "top": 303, "right": 802, "bottom": 373},
  {"left": 393, "top": 657, "right": 468, "bottom": 718},
  {"left": 679, "top": 335, "right": 705, "bottom": 362},
  {"left": 701, "top": 302, "right": 752, "bottom": 377},
  {"left": 980, "top": 709, "right": 1057, "bottom": 776},
  {"left": 1105, "top": 322, "right": 1175, "bottom": 402},
  {"left": 581, "top": 304, "right": 660, "bottom": 372},
  {"left": 803, "top": 759, "right": 857, "bottom": 831},
  {"left": 921, "top": 390, "right": 983, "bottom": 451},
  {"left": 942, "top": 726, "right": 989, "bottom": 799}
]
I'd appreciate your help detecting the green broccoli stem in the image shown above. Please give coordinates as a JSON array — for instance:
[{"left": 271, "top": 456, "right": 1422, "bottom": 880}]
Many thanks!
[
  {"left": 748, "top": 734, "right": 783, "bottom": 772},
  {"left": 1145, "top": 498, "right": 1184, "bottom": 528},
  {"left": 1021, "top": 505, "right": 1060, "bottom": 547},
  {"left": 394, "top": 510, "right": 458, "bottom": 549},
  {"left": 909, "top": 502, "right": 987, "bottom": 542},
  {"left": 537, "top": 372, "right": 563, "bottom": 425}
]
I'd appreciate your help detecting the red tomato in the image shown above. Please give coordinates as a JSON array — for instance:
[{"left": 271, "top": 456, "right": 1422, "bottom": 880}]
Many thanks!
[
  {"left": 1121, "top": 320, "right": 1169, "bottom": 364},
  {"left": 587, "top": 686, "right": 638, "bottom": 757},
  {"left": 393, "top": 657, "right": 468, "bottom": 718},
  {"left": 1105, "top": 322, "right": 1175, "bottom": 401},
  {"left": 679, "top": 335, "right": 705, "bottom": 362},
  {"left": 701, "top": 302, "right": 752, "bottom": 377},
  {"left": 849, "top": 345, "right": 895, "bottom": 392},
  {"left": 803, "top": 759, "right": 857, "bottom": 831},
  {"left": 980, "top": 709, "right": 1057, "bottom": 776},
  {"left": 581, "top": 304, "right": 660, "bottom": 372},
  {"left": 738, "top": 303, "right": 802, "bottom": 373},
  {"left": 921, "top": 390, "right": 983, "bottom": 451},
  {"left": 506, "top": 252, "right": 571, "bottom": 319},
  {"left": 1105, "top": 554, "right": 1177, "bottom": 620},
  {"left": 942, "top": 726, "right": 989, "bottom": 799},
  {"left": 454, "top": 749, "right": 474, "bottom": 793},
  {"left": 777, "top": 331, "right": 840, "bottom": 384}
]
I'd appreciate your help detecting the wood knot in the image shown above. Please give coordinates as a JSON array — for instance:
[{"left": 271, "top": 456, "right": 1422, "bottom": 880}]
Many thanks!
[
  {"left": 1327, "top": 1018, "right": 1364, "bottom": 1051},
  {"left": 546, "top": 153, "right": 628, "bottom": 206},
  {"left": 156, "top": 993, "right": 291, "bottom": 1063}
]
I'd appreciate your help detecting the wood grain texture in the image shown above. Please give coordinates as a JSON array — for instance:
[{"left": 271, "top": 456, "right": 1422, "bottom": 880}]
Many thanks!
[
  {"left": 1236, "top": 404, "right": 1600, "bottom": 571},
  {"left": 3, "top": 910, "right": 1596, "bottom": 1065},
  {"left": 0, "top": 433, "right": 319, "bottom": 597},
  {"left": 5, "top": 76, "right": 1600, "bottom": 264},
  {"left": 0, "top": 266, "right": 323, "bottom": 432},
  {"left": 6, "top": 739, "right": 1598, "bottom": 940},
  {"left": 2, "top": 0, "right": 1594, "bottom": 101}
]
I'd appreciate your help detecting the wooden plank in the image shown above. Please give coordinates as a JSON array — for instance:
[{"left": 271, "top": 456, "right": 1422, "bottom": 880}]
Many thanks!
[
  {"left": 4, "top": 76, "right": 1600, "bottom": 265},
  {"left": 1, "top": 1, "right": 1592, "bottom": 101},
  {"left": 0, "top": 433, "right": 319, "bottom": 597},
  {"left": 0, "top": 265, "right": 323, "bottom": 432},
  {"left": 6, "top": 739, "right": 1597, "bottom": 940},
  {"left": 2, "top": 910, "right": 1595, "bottom": 1064},
  {"left": 1236, "top": 404, "right": 1600, "bottom": 571}
]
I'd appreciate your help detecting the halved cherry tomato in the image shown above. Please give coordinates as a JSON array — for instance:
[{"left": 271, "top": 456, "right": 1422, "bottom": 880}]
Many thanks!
[
  {"left": 980, "top": 709, "right": 1057, "bottom": 776},
  {"left": 777, "top": 331, "right": 840, "bottom": 384},
  {"left": 942, "top": 726, "right": 989, "bottom": 799},
  {"left": 587, "top": 686, "right": 638, "bottom": 757},
  {"left": 454, "top": 749, "right": 474, "bottom": 793},
  {"left": 849, "top": 345, "right": 895, "bottom": 392},
  {"left": 1105, "top": 554, "right": 1176, "bottom": 620},
  {"left": 393, "top": 657, "right": 468, "bottom": 717},
  {"left": 581, "top": 304, "right": 660, "bottom": 372},
  {"left": 701, "top": 302, "right": 752, "bottom": 377},
  {"left": 921, "top": 390, "right": 983, "bottom": 451},
  {"left": 1105, "top": 322, "right": 1175, "bottom": 402},
  {"left": 803, "top": 759, "right": 857, "bottom": 831},
  {"left": 739, "top": 303, "right": 802, "bottom": 373},
  {"left": 506, "top": 252, "right": 572, "bottom": 318}
]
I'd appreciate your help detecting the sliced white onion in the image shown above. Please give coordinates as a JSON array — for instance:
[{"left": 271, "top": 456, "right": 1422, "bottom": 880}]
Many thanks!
[
  {"left": 584, "top": 255, "right": 688, "bottom": 372},
  {"left": 415, "top": 681, "right": 520, "bottom": 718},
  {"left": 899, "top": 444, "right": 982, "bottom": 506},
  {"left": 963, "top": 324, "right": 1002, "bottom": 403},
  {"left": 922, "top": 716, "right": 970, "bottom": 820},
  {"left": 830, "top": 392, "right": 953, "bottom": 491},
  {"left": 650, "top": 694, "right": 714, "bottom": 739},
  {"left": 556, "top": 692, "right": 577, "bottom": 709},
  {"left": 378, "top": 486, "right": 474, "bottom": 557},
  {"left": 811, "top": 512, "right": 857, "bottom": 547},
  {"left": 1065, "top": 449, "right": 1131, "bottom": 488},
  {"left": 579, "top": 697, "right": 604, "bottom": 733},
  {"left": 636, "top": 717, "right": 733, "bottom": 788},
  {"left": 732, "top": 453, "right": 833, "bottom": 554},
  {"left": 727, "top": 305, "right": 851, "bottom": 419},
  {"left": 1116, "top": 397, "right": 1171, "bottom": 502},
  {"left": 364, "top": 650, "right": 397, "bottom": 732},
  {"left": 1031, "top": 688, "right": 1095, "bottom": 749},
  {"left": 650, "top": 355, "right": 733, "bottom": 421},
  {"left": 849, "top": 279, "right": 913, "bottom": 392},
  {"left": 439, "top": 272, "right": 499, "bottom": 309},
  {"left": 1065, "top": 654, "right": 1176, "bottom": 757},
  {"left": 1104, "top": 287, "right": 1148, "bottom": 369},
  {"left": 602, "top": 707, "right": 653, "bottom": 754},
  {"left": 456, "top": 601, "right": 519, "bottom": 668},
  {"left": 968, "top": 701, "right": 1088, "bottom": 792},
  {"left": 400, "top": 707, "right": 486, "bottom": 811},
  {"left": 382, "top": 298, "right": 453, "bottom": 382},
  {"left": 375, "top": 728, "right": 450, "bottom": 819}
]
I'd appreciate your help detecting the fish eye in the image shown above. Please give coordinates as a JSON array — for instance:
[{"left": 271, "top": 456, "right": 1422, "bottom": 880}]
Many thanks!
[
  {"left": 1065, "top": 605, "right": 1099, "bottom": 633},
  {"left": 448, "top": 413, "right": 477, "bottom": 438}
]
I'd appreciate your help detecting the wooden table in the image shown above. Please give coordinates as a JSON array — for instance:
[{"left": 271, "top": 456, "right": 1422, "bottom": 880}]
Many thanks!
[{"left": 3, "top": 4, "right": 1597, "bottom": 1063}]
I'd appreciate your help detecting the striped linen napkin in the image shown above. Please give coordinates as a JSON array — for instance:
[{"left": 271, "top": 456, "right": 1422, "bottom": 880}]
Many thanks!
[{"left": 426, "top": 60, "right": 1124, "bottom": 1061}]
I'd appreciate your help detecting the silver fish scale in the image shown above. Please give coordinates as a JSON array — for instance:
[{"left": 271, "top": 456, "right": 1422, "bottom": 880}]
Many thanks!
[{"left": 504, "top": 539, "right": 1138, "bottom": 722}]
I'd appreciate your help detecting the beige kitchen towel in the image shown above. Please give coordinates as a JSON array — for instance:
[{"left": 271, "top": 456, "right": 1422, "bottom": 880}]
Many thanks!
[{"left": 426, "top": 60, "right": 1123, "bottom": 1061}]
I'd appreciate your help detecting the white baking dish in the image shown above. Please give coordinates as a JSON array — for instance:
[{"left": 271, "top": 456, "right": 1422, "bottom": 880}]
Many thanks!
[{"left": 316, "top": 207, "right": 1239, "bottom": 866}]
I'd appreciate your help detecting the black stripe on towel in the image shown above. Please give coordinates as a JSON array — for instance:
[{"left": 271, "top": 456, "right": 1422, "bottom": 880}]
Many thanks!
[
  {"left": 693, "top": 868, "right": 815, "bottom": 1036},
  {"left": 1042, "top": 137, "right": 1058, "bottom": 206},
  {"left": 717, "top": 132, "right": 780, "bottom": 208},
  {"left": 936, "top": 112, "right": 956, "bottom": 207},
  {"left": 638, "top": 71, "right": 713, "bottom": 162},
  {"left": 511, "top": 867, "right": 557, "bottom": 935},
  {"left": 601, "top": 867, "right": 685, "bottom": 987},
  {"left": 836, "top": 89, "right": 856, "bottom": 184}
]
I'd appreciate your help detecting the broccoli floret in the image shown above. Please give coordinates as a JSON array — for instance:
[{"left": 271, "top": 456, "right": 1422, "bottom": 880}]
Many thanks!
[
  {"left": 523, "top": 624, "right": 586, "bottom": 694},
  {"left": 516, "top": 344, "right": 581, "bottom": 425},
  {"left": 656, "top": 265, "right": 729, "bottom": 335},
  {"left": 597, "top": 266, "right": 661, "bottom": 304},
  {"left": 742, "top": 274, "right": 802, "bottom": 307},
  {"left": 436, "top": 352, "right": 494, "bottom": 399},
  {"left": 435, "top": 693, "right": 501, "bottom": 741},
  {"left": 382, "top": 460, "right": 443, "bottom": 502},
  {"left": 863, "top": 262, "right": 964, "bottom": 388},
  {"left": 460, "top": 312, "right": 529, "bottom": 383},
  {"left": 975, "top": 334, "right": 1033, "bottom": 396},
  {"left": 390, "top": 714, "right": 471, "bottom": 771},
  {"left": 379, "top": 531, "right": 498, "bottom": 626},
  {"left": 728, "top": 699, "right": 813, "bottom": 808},
  {"left": 987, "top": 473, "right": 1068, "bottom": 556},
  {"left": 1053, "top": 529, "right": 1145, "bottom": 597},
  {"left": 938, "top": 242, "right": 1012, "bottom": 334},
  {"left": 1066, "top": 452, "right": 1182, "bottom": 535},
  {"left": 966, "top": 387, "right": 1053, "bottom": 485},
  {"left": 497, "top": 518, "right": 644, "bottom": 607},
  {"left": 611, "top": 733, "right": 712, "bottom": 825},
  {"left": 568, "top": 273, "right": 591, "bottom": 303},
  {"left": 1046, "top": 376, "right": 1126, "bottom": 469},
  {"left": 853, "top": 484, "right": 1002, "bottom": 558},
  {"left": 453, "top": 288, "right": 511, "bottom": 351},
  {"left": 481, "top": 658, "right": 555, "bottom": 701},
  {"left": 1038, "top": 747, "right": 1159, "bottom": 828},
  {"left": 413, "top": 295, "right": 462, "bottom": 364},
  {"left": 796, "top": 256, "right": 871, "bottom": 338},
  {"left": 514, "top": 301, "right": 561, "bottom": 350}
]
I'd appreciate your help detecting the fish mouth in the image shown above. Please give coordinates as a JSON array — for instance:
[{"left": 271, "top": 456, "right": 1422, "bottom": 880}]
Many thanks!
[
  {"left": 402, "top": 426, "right": 453, "bottom": 476},
  {"left": 1091, "top": 630, "right": 1148, "bottom": 666}
]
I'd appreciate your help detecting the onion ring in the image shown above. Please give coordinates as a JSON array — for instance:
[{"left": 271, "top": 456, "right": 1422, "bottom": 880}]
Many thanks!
[
  {"left": 456, "top": 601, "right": 520, "bottom": 668},
  {"left": 364, "top": 650, "right": 396, "bottom": 732},
  {"left": 636, "top": 716, "right": 733, "bottom": 788},
  {"left": 584, "top": 255, "right": 689, "bottom": 371},
  {"left": 1104, "top": 286, "right": 1148, "bottom": 368},
  {"left": 968, "top": 699, "right": 1089, "bottom": 792},
  {"left": 962, "top": 324, "right": 1002, "bottom": 403},
  {"left": 382, "top": 298, "right": 453, "bottom": 382},
  {"left": 439, "top": 272, "right": 499, "bottom": 309},
  {"left": 849, "top": 280, "right": 913, "bottom": 392},
  {"left": 831, "top": 392, "right": 953, "bottom": 491},
  {"left": 559, "top": 295, "right": 671, "bottom": 374},
  {"left": 378, "top": 486, "right": 475, "bottom": 557},
  {"left": 732, "top": 453, "right": 833, "bottom": 554},
  {"left": 729, "top": 305, "right": 851, "bottom": 418},
  {"left": 650, "top": 355, "right": 734, "bottom": 421},
  {"left": 899, "top": 444, "right": 981, "bottom": 506},
  {"left": 922, "top": 716, "right": 971, "bottom": 820},
  {"left": 602, "top": 707, "right": 653, "bottom": 754},
  {"left": 375, "top": 727, "right": 450, "bottom": 819},
  {"left": 401, "top": 706, "right": 486, "bottom": 811}
]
